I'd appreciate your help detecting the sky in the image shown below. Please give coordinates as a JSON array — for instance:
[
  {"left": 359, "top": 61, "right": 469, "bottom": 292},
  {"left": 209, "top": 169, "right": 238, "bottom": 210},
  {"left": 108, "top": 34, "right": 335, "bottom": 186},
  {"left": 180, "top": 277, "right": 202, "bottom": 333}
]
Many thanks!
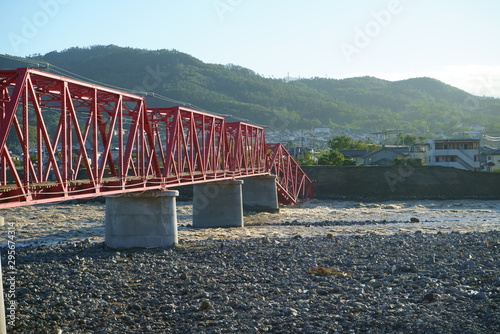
[{"left": 1, "top": 0, "right": 500, "bottom": 97}]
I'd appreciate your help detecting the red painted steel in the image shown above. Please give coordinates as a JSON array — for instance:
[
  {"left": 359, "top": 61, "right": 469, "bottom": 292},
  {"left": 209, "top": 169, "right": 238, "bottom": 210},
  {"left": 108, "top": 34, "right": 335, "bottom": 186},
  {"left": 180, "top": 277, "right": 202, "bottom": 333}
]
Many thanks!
[
  {"left": 266, "top": 143, "right": 314, "bottom": 204},
  {"left": 0, "top": 68, "right": 313, "bottom": 208},
  {"left": 147, "top": 108, "right": 268, "bottom": 185}
]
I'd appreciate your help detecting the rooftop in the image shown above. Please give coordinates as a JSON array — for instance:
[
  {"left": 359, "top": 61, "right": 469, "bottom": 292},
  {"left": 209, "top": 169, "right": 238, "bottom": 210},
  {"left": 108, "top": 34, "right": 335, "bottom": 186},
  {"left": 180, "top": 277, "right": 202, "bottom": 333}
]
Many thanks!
[
  {"left": 431, "top": 138, "right": 481, "bottom": 142},
  {"left": 339, "top": 149, "right": 368, "bottom": 157},
  {"left": 487, "top": 149, "right": 500, "bottom": 155}
]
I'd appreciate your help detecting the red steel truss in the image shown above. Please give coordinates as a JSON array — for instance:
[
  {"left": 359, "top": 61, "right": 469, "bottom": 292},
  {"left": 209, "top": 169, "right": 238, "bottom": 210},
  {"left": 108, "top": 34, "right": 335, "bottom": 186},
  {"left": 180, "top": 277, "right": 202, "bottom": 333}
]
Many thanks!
[
  {"left": 267, "top": 143, "right": 314, "bottom": 204},
  {"left": 0, "top": 68, "right": 313, "bottom": 208},
  {"left": 148, "top": 108, "right": 268, "bottom": 185}
]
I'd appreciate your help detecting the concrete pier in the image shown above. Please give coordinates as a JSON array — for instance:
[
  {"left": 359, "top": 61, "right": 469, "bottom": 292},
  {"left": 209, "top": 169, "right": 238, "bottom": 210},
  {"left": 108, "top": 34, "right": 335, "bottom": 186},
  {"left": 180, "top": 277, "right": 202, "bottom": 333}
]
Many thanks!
[
  {"left": 241, "top": 175, "right": 279, "bottom": 213},
  {"left": 193, "top": 180, "right": 244, "bottom": 228},
  {"left": 105, "top": 190, "right": 179, "bottom": 249}
]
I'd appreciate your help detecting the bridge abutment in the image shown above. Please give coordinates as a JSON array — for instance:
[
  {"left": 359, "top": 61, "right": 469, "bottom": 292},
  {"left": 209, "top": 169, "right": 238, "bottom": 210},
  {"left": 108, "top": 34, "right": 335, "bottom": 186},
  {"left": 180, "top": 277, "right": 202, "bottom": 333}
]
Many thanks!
[
  {"left": 105, "top": 190, "right": 179, "bottom": 249},
  {"left": 241, "top": 175, "right": 280, "bottom": 213},
  {"left": 192, "top": 180, "right": 244, "bottom": 228}
]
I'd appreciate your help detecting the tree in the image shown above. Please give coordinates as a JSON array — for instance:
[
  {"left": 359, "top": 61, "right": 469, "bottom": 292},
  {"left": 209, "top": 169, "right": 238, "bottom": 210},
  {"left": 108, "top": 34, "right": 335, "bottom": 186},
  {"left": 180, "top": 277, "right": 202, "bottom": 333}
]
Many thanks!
[
  {"left": 297, "top": 150, "right": 315, "bottom": 166},
  {"left": 392, "top": 157, "right": 423, "bottom": 166},
  {"left": 396, "top": 133, "right": 426, "bottom": 146},
  {"left": 327, "top": 135, "right": 366, "bottom": 150},
  {"left": 318, "top": 149, "right": 344, "bottom": 166},
  {"left": 326, "top": 135, "right": 382, "bottom": 152},
  {"left": 342, "top": 157, "right": 357, "bottom": 166},
  {"left": 285, "top": 140, "right": 295, "bottom": 149}
]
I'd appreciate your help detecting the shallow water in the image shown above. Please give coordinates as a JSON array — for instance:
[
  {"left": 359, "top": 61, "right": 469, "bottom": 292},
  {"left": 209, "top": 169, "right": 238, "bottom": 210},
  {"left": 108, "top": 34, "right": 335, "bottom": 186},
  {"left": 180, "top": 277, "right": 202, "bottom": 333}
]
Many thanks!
[
  {"left": 0, "top": 199, "right": 498, "bottom": 247},
  {"left": 179, "top": 199, "right": 500, "bottom": 242}
]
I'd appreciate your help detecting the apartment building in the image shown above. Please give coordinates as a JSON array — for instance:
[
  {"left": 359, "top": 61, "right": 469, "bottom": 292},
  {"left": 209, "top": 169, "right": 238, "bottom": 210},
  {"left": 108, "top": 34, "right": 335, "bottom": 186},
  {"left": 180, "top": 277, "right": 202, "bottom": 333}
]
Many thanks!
[{"left": 428, "top": 138, "right": 481, "bottom": 171}]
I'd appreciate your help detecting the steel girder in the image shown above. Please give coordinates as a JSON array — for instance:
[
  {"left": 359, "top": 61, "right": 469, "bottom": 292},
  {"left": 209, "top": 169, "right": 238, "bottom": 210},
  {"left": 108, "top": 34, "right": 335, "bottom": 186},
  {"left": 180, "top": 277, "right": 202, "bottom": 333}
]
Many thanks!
[{"left": 0, "top": 68, "right": 313, "bottom": 208}]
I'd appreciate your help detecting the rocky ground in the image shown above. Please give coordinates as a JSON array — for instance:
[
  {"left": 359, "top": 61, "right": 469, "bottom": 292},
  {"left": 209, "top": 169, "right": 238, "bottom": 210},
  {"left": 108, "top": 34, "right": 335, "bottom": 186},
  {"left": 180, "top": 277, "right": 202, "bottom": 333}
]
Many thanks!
[{"left": 3, "top": 228, "right": 500, "bottom": 333}]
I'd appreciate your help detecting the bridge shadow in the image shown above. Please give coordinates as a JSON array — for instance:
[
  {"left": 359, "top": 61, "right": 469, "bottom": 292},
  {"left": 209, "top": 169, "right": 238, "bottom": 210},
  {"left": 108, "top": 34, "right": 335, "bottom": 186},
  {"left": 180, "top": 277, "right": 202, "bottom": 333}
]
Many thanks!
[{"left": 0, "top": 238, "right": 172, "bottom": 267}]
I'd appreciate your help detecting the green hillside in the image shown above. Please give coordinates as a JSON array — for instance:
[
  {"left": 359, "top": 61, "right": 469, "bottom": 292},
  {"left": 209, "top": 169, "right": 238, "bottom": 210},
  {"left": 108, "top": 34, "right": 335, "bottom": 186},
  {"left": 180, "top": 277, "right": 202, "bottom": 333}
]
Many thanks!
[{"left": 1, "top": 45, "right": 499, "bottom": 135}]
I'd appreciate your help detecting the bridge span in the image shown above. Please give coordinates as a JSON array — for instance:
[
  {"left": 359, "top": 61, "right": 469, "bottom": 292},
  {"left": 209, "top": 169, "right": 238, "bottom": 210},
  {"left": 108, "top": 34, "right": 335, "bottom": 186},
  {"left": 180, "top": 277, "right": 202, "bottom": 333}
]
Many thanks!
[{"left": 0, "top": 67, "right": 313, "bottom": 248}]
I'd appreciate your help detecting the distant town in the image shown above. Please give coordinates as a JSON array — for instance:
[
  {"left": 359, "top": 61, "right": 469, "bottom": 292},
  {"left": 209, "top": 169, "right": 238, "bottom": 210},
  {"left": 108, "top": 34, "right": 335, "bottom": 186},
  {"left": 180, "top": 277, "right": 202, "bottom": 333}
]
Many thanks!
[{"left": 267, "top": 128, "right": 500, "bottom": 172}]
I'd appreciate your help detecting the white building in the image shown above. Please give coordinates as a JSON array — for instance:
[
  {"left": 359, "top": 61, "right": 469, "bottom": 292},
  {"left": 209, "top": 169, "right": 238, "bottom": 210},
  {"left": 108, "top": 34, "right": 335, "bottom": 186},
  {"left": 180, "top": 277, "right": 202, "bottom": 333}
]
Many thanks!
[
  {"left": 428, "top": 138, "right": 481, "bottom": 171},
  {"left": 410, "top": 143, "right": 429, "bottom": 165},
  {"left": 314, "top": 128, "right": 331, "bottom": 135}
]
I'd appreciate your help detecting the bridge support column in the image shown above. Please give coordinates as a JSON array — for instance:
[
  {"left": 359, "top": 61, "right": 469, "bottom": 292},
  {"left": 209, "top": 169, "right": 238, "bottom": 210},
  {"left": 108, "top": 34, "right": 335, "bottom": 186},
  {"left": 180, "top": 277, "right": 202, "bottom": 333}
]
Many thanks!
[
  {"left": 241, "top": 175, "right": 280, "bottom": 213},
  {"left": 193, "top": 180, "right": 244, "bottom": 228},
  {"left": 105, "top": 190, "right": 179, "bottom": 249}
]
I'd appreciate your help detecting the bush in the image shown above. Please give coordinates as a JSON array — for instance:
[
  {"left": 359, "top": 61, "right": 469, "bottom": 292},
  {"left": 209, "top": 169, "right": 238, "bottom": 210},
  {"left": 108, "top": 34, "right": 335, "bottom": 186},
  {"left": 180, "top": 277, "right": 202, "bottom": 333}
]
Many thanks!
[{"left": 317, "top": 149, "right": 344, "bottom": 166}]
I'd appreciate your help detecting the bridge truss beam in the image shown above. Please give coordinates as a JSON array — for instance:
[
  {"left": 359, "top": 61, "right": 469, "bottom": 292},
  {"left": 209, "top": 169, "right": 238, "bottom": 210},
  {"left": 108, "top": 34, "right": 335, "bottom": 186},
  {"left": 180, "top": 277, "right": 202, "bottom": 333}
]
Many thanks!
[{"left": 0, "top": 68, "right": 313, "bottom": 209}]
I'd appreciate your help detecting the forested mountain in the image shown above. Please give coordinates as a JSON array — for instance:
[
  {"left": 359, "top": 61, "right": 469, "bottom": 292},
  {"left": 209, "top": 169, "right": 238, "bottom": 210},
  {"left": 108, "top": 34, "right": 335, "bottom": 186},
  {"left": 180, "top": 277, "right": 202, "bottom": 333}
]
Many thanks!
[{"left": 1, "top": 45, "right": 499, "bottom": 135}]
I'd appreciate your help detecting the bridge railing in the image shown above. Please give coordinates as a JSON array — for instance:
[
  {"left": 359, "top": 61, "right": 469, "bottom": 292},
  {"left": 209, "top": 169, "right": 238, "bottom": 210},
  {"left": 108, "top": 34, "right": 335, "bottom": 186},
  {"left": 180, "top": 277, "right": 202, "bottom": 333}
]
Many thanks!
[{"left": 266, "top": 143, "right": 314, "bottom": 204}]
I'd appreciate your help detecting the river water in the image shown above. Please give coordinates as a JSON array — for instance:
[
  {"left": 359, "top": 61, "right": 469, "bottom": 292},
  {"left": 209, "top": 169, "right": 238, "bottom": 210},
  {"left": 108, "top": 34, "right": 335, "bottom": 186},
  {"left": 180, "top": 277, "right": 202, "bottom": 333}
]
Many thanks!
[{"left": 0, "top": 199, "right": 498, "bottom": 247}]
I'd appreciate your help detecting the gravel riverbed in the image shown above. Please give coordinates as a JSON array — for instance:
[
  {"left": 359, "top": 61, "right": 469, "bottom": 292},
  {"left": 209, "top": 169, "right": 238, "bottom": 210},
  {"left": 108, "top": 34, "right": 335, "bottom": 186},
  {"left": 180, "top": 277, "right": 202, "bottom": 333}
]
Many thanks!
[
  {"left": 3, "top": 230, "right": 500, "bottom": 333},
  {"left": 1, "top": 200, "right": 499, "bottom": 333}
]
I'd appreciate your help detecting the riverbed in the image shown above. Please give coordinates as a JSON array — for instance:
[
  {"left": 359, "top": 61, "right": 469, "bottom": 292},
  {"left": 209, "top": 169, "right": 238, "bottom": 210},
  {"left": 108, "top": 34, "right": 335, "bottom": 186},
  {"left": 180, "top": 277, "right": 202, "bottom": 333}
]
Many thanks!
[{"left": 1, "top": 199, "right": 498, "bottom": 247}]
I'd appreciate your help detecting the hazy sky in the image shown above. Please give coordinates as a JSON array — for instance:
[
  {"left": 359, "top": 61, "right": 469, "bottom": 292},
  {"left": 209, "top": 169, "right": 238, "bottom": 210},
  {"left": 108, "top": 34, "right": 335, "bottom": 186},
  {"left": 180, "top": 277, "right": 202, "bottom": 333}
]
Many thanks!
[{"left": 2, "top": 0, "right": 500, "bottom": 97}]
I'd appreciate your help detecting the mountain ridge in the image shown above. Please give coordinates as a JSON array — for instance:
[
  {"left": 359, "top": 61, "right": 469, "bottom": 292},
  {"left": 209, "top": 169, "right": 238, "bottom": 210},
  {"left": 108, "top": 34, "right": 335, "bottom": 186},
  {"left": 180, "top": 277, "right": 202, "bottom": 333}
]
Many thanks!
[{"left": 1, "top": 45, "right": 499, "bottom": 135}]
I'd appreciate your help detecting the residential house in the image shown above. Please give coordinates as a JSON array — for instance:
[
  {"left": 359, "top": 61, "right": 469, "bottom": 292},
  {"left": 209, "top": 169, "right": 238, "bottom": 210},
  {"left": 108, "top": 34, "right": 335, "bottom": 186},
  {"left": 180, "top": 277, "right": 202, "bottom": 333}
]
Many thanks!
[
  {"left": 339, "top": 149, "right": 368, "bottom": 165},
  {"left": 364, "top": 146, "right": 409, "bottom": 166},
  {"left": 485, "top": 148, "right": 500, "bottom": 172},
  {"left": 428, "top": 138, "right": 480, "bottom": 171},
  {"left": 409, "top": 143, "right": 430, "bottom": 165}
]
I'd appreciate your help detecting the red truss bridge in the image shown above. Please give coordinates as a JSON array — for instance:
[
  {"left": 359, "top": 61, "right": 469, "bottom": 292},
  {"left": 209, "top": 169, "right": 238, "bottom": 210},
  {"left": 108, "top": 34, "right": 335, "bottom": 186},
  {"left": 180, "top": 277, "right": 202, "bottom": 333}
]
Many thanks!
[{"left": 0, "top": 67, "right": 313, "bottom": 209}]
